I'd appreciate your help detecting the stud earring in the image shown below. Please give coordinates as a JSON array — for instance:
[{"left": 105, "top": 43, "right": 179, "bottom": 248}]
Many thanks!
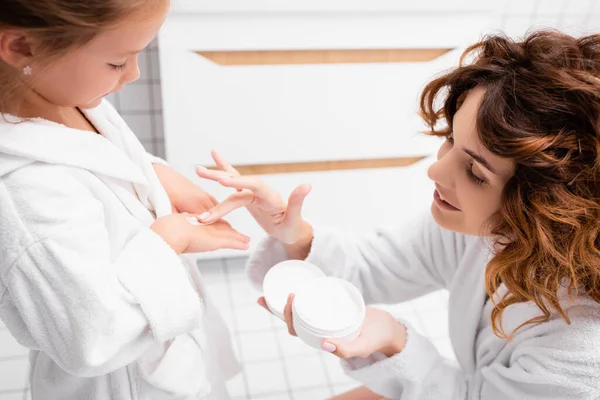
[{"left": 23, "top": 65, "right": 32, "bottom": 76}]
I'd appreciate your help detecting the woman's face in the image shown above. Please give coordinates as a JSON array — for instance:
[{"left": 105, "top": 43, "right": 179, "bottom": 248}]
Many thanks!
[{"left": 427, "top": 86, "right": 515, "bottom": 236}]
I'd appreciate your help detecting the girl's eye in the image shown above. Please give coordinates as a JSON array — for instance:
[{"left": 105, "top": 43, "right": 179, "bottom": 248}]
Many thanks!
[
  {"left": 466, "top": 162, "right": 486, "bottom": 186},
  {"left": 109, "top": 63, "right": 127, "bottom": 71},
  {"left": 446, "top": 132, "right": 454, "bottom": 144}
]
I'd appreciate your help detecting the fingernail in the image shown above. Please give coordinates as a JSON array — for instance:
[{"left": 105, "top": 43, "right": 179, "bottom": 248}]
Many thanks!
[
  {"left": 321, "top": 342, "right": 337, "bottom": 353},
  {"left": 219, "top": 176, "right": 232, "bottom": 181},
  {"left": 186, "top": 216, "right": 201, "bottom": 226},
  {"left": 196, "top": 165, "right": 207, "bottom": 170},
  {"left": 198, "top": 212, "right": 211, "bottom": 221}
]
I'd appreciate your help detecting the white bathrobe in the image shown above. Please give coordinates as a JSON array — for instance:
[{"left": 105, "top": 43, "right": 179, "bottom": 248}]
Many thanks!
[
  {"left": 0, "top": 101, "right": 240, "bottom": 400},
  {"left": 247, "top": 213, "right": 600, "bottom": 399}
]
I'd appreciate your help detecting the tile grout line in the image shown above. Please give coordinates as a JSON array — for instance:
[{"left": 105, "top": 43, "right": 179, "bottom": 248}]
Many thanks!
[
  {"left": 222, "top": 257, "right": 252, "bottom": 400},
  {"left": 144, "top": 47, "right": 158, "bottom": 157},
  {"left": 316, "top": 353, "right": 336, "bottom": 398},
  {"left": 266, "top": 321, "right": 297, "bottom": 399},
  {"left": 225, "top": 257, "right": 295, "bottom": 400}
]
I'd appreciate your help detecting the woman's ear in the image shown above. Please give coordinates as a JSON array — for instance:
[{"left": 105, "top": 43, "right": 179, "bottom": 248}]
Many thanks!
[{"left": 0, "top": 30, "right": 33, "bottom": 69}]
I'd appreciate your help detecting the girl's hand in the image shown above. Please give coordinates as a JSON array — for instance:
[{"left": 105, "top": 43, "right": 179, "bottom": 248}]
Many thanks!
[
  {"left": 151, "top": 213, "right": 250, "bottom": 254},
  {"left": 258, "top": 296, "right": 406, "bottom": 359},
  {"left": 195, "top": 150, "right": 312, "bottom": 245}
]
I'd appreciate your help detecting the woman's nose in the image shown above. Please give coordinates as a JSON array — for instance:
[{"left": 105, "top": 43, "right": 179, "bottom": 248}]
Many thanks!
[{"left": 427, "top": 148, "right": 455, "bottom": 189}]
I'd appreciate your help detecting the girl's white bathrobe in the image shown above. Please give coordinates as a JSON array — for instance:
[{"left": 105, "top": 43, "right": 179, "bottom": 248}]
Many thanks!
[
  {"left": 0, "top": 101, "right": 240, "bottom": 400},
  {"left": 248, "top": 214, "right": 600, "bottom": 400}
]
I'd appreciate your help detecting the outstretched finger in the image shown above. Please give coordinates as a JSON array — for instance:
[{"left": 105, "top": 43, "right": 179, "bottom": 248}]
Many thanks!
[
  {"left": 195, "top": 166, "right": 236, "bottom": 182},
  {"left": 198, "top": 191, "right": 256, "bottom": 224},
  {"left": 212, "top": 149, "right": 240, "bottom": 176},
  {"left": 191, "top": 234, "right": 250, "bottom": 252},
  {"left": 216, "top": 175, "right": 284, "bottom": 209},
  {"left": 285, "top": 184, "right": 311, "bottom": 221}
]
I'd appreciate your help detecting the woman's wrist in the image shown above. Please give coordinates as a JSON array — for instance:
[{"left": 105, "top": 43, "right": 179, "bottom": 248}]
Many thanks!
[
  {"left": 283, "top": 221, "right": 313, "bottom": 260},
  {"left": 379, "top": 322, "right": 407, "bottom": 358}
]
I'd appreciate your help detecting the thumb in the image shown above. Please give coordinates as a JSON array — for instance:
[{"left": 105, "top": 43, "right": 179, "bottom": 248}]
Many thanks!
[
  {"left": 322, "top": 336, "right": 371, "bottom": 359},
  {"left": 286, "top": 184, "right": 311, "bottom": 220}
]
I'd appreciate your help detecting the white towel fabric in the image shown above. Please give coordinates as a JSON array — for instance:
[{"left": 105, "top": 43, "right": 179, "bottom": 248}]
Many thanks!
[
  {"left": 247, "top": 212, "right": 600, "bottom": 399},
  {"left": 0, "top": 100, "right": 240, "bottom": 400}
]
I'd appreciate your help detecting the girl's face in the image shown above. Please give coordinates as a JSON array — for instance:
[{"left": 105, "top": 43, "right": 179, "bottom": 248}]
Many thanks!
[
  {"left": 28, "top": 5, "right": 168, "bottom": 109},
  {"left": 427, "top": 86, "right": 516, "bottom": 236}
]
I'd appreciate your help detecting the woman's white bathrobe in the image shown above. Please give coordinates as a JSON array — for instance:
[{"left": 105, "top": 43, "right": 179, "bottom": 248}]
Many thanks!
[
  {"left": 0, "top": 101, "right": 240, "bottom": 400},
  {"left": 248, "top": 214, "right": 600, "bottom": 400}
]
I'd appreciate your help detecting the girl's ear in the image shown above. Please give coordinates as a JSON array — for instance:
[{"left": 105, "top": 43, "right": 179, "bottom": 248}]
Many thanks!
[{"left": 0, "top": 30, "right": 34, "bottom": 69}]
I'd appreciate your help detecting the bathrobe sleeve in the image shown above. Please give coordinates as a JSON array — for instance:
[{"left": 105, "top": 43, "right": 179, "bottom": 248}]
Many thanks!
[
  {"left": 247, "top": 212, "right": 468, "bottom": 304},
  {"left": 4, "top": 168, "right": 203, "bottom": 377},
  {"left": 147, "top": 152, "right": 169, "bottom": 166},
  {"left": 341, "top": 308, "right": 600, "bottom": 400}
]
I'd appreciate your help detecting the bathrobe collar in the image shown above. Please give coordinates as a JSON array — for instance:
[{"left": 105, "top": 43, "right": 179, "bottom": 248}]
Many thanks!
[{"left": 0, "top": 103, "right": 147, "bottom": 185}]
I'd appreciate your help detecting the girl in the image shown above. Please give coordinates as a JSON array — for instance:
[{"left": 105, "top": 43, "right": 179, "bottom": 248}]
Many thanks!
[
  {"left": 197, "top": 30, "right": 600, "bottom": 399},
  {"left": 0, "top": 0, "right": 248, "bottom": 399}
]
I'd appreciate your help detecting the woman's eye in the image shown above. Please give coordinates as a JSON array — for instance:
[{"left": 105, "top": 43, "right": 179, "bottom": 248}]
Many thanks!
[
  {"left": 466, "top": 163, "right": 486, "bottom": 185},
  {"left": 446, "top": 133, "right": 454, "bottom": 144}
]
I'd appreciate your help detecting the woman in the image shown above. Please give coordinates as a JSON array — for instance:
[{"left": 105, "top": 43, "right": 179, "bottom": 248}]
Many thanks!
[{"left": 196, "top": 30, "right": 600, "bottom": 399}]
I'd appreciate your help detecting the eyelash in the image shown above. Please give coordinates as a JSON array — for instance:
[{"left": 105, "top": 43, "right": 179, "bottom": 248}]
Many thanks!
[
  {"left": 466, "top": 163, "right": 486, "bottom": 185},
  {"left": 446, "top": 132, "right": 487, "bottom": 186},
  {"left": 109, "top": 63, "right": 127, "bottom": 71}
]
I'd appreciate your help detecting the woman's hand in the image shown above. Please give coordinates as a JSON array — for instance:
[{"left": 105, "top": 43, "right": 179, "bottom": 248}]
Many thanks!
[
  {"left": 258, "top": 296, "right": 407, "bottom": 359},
  {"left": 151, "top": 213, "right": 250, "bottom": 254},
  {"left": 195, "top": 150, "right": 312, "bottom": 245},
  {"left": 325, "top": 307, "right": 407, "bottom": 359}
]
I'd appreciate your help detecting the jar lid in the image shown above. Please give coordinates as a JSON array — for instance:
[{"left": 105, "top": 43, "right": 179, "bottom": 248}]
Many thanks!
[
  {"left": 262, "top": 260, "right": 326, "bottom": 320},
  {"left": 293, "top": 277, "right": 365, "bottom": 334}
]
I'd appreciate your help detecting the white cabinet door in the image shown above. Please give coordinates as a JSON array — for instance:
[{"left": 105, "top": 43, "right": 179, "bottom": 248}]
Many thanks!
[{"left": 158, "top": 5, "right": 496, "bottom": 258}]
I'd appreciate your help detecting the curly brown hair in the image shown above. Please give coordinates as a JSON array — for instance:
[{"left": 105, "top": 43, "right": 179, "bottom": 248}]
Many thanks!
[{"left": 419, "top": 30, "right": 600, "bottom": 338}]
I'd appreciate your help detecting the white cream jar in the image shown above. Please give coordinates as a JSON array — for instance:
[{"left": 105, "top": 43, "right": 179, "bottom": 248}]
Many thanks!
[{"left": 262, "top": 260, "right": 366, "bottom": 350}]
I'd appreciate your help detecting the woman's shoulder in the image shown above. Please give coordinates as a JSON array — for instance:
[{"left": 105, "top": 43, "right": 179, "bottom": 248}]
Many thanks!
[
  {"left": 508, "top": 286, "right": 600, "bottom": 341},
  {"left": 558, "top": 288, "right": 600, "bottom": 328}
]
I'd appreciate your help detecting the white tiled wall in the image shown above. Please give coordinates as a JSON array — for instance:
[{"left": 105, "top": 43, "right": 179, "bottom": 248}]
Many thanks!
[
  {"left": 1, "top": 1, "right": 598, "bottom": 399},
  {"left": 105, "top": 39, "right": 165, "bottom": 157}
]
